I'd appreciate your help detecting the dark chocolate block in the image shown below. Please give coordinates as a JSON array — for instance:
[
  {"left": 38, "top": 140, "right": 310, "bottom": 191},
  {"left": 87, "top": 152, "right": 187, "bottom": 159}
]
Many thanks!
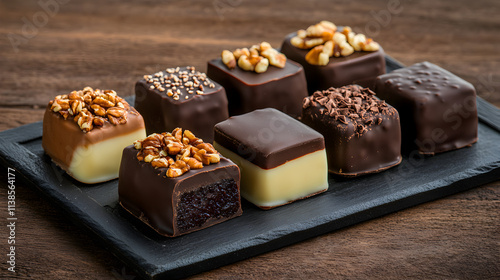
[
  {"left": 375, "top": 61, "right": 478, "bottom": 154},
  {"left": 281, "top": 32, "right": 386, "bottom": 94},
  {"left": 119, "top": 146, "right": 242, "bottom": 237},
  {"left": 302, "top": 85, "right": 401, "bottom": 176},
  {"left": 135, "top": 67, "right": 228, "bottom": 143},
  {"left": 207, "top": 59, "right": 308, "bottom": 118}
]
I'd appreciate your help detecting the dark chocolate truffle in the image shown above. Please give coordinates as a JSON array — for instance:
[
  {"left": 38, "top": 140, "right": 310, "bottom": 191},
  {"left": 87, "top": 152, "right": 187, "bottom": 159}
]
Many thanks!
[{"left": 301, "top": 85, "right": 401, "bottom": 176}]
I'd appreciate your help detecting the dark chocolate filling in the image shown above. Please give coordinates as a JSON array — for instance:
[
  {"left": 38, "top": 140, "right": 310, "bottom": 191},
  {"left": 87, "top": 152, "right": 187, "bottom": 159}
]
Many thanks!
[{"left": 176, "top": 178, "right": 239, "bottom": 233}]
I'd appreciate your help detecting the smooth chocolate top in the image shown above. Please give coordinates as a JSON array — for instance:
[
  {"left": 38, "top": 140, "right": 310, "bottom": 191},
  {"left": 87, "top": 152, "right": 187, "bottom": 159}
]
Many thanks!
[
  {"left": 375, "top": 61, "right": 475, "bottom": 101},
  {"left": 214, "top": 108, "right": 325, "bottom": 169},
  {"left": 137, "top": 66, "right": 223, "bottom": 103},
  {"left": 207, "top": 58, "right": 303, "bottom": 86}
]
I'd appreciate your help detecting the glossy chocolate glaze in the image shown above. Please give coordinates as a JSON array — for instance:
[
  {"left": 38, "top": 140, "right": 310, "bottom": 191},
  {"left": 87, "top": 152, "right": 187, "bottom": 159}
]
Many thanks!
[
  {"left": 135, "top": 67, "right": 229, "bottom": 143},
  {"left": 375, "top": 62, "right": 478, "bottom": 154},
  {"left": 118, "top": 146, "right": 242, "bottom": 237},
  {"left": 42, "top": 104, "right": 145, "bottom": 170},
  {"left": 206, "top": 58, "right": 308, "bottom": 118},
  {"left": 281, "top": 32, "right": 386, "bottom": 94},
  {"left": 214, "top": 108, "right": 325, "bottom": 170},
  {"left": 301, "top": 87, "right": 401, "bottom": 176}
]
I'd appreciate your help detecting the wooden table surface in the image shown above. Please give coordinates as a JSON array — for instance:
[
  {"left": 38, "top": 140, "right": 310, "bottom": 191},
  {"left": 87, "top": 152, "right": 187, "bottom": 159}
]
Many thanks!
[{"left": 1, "top": 0, "right": 499, "bottom": 279}]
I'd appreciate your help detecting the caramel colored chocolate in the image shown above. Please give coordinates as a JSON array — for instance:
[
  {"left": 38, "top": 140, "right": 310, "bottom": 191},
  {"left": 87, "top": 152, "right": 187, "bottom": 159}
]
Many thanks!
[
  {"left": 207, "top": 58, "right": 308, "bottom": 118},
  {"left": 302, "top": 85, "right": 401, "bottom": 176},
  {"left": 135, "top": 67, "right": 228, "bottom": 143},
  {"left": 119, "top": 146, "right": 242, "bottom": 237},
  {"left": 281, "top": 32, "right": 386, "bottom": 94},
  {"left": 42, "top": 105, "right": 146, "bottom": 183},
  {"left": 214, "top": 108, "right": 328, "bottom": 209},
  {"left": 375, "top": 62, "right": 478, "bottom": 154}
]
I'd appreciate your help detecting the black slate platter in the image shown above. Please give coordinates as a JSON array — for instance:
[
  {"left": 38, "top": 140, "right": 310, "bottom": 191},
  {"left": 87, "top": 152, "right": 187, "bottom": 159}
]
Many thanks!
[{"left": 1, "top": 57, "right": 500, "bottom": 280}]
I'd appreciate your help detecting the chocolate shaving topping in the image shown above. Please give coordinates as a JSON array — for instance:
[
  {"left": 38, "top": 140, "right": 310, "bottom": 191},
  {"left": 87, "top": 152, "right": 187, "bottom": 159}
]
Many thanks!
[{"left": 302, "top": 85, "right": 392, "bottom": 137}]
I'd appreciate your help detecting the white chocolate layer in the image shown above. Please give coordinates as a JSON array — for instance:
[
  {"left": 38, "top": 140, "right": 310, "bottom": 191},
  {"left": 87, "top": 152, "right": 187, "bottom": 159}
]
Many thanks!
[
  {"left": 67, "top": 129, "right": 146, "bottom": 184},
  {"left": 214, "top": 142, "right": 329, "bottom": 208}
]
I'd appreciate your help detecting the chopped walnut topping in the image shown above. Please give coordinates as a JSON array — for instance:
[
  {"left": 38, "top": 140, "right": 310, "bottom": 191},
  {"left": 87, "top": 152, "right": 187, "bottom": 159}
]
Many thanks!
[
  {"left": 291, "top": 21, "right": 380, "bottom": 66},
  {"left": 48, "top": 87, "right": 130, "bottom": 132},
  {"left": 303, "top": 85, "right": 392, "bottom": 138},
  {"left": 133, "top": 128, "right": 221, "bottom": 178},
  {"left": 143, "top": 67, "right": 216, "bottom": 101},
  {"left": 221, "top": 41, "right": 287, "bottom": 73}
]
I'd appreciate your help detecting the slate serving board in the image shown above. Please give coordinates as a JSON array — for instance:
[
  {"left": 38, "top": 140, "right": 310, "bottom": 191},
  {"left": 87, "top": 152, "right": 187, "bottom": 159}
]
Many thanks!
[{"left": 1, "top": 57, "right": 499, "bottom": 280}]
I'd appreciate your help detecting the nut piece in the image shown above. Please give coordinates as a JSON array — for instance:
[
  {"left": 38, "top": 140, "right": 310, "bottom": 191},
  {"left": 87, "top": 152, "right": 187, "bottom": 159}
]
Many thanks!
[
  {"left": 291, "top": 21, "right": 379, "bottom": 65},
  {"left": 233, "top": 48, "right": 250, "bottom": 59},
  {"left": 134, "top": 128, "right": 222, "bottom": 177},
  {"left": 261, "top": 48, "right": 287, "bottom": 68},
  {"left": 222, "top": 50, "right": 236, "bottom": 69},
  {"left": 225, "top": 42, "right": 286, "bottom": 73},
  {"left": 305, "top": 45, "right": 329, "bottom": 66}
]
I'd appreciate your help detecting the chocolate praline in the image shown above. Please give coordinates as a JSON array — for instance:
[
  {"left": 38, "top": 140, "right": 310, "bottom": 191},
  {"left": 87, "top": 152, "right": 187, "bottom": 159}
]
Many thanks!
[
  {"left": 214, "top": 108, "right": 328, "bottom": 209},
  {"left": 135, "top": 67, "right": 228, "bottom": 143},
  {"left": 301, "top": 85, "right": 401, "bottom": 176},
  {"left": 119, "top": 146, "right": 242, "bottom": 237},
  {"left": 374, "top": 61, "right": 478, "bottom": 154},
  {"left": 281, "top": 32, "right": 386, "bottom": 94},
  {"left": 207, "top": 59, "right": 308, "bottom": 118}
]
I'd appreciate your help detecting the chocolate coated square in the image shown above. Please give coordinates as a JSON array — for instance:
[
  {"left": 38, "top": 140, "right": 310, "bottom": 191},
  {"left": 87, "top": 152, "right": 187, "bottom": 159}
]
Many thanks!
[
  {"left": 135, "top": 67, "right": 228, "bottom": 143},
  {"left": 375, "top": 62, "right": 478, "bottom": 154},
  {"left": 281, "top": 32, "right": 386, "bottom": 94},
  {"left": 119, "top": 146, "right": 242, "bottom": 237},
  {"left": 207, "top": 59, "right": 308, "bottom": 118},
  {"left": 301, "top": 85, "right": 401, "bottom": 176}
]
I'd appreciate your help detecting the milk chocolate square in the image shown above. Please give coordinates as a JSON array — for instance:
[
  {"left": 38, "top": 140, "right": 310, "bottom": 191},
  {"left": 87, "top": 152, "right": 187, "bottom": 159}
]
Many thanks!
[{"left": 42, "top": 87, "right": 146, "bottom": 184}]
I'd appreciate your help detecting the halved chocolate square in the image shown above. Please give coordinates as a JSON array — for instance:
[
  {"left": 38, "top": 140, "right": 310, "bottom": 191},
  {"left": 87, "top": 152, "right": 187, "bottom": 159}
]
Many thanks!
[{"left": 118, "top": 129, "right": 242, "bottom": 237}]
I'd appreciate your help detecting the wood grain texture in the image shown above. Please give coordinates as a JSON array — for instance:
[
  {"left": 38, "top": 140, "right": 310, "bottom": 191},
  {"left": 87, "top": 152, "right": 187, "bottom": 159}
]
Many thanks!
[{"left": 0, "top": 0, "right": 499, "bottom": 279}]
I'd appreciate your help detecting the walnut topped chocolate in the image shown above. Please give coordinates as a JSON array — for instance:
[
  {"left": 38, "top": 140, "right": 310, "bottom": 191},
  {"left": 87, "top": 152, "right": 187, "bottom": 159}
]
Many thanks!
[
  {"left": 48, "top": 87, "right": 131, "bottom": 132},
  {"left": 133, "top": 128, "right": 221, "bottom": 178},
  {"left": 290, "top": 21, "right": 380, "bottom": 66},
  {"left": 303, "top": 85, "right": 392, "bottom": 138},
  {"left": 221, "top": 42, "right": 287, "bottom": 73}
]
